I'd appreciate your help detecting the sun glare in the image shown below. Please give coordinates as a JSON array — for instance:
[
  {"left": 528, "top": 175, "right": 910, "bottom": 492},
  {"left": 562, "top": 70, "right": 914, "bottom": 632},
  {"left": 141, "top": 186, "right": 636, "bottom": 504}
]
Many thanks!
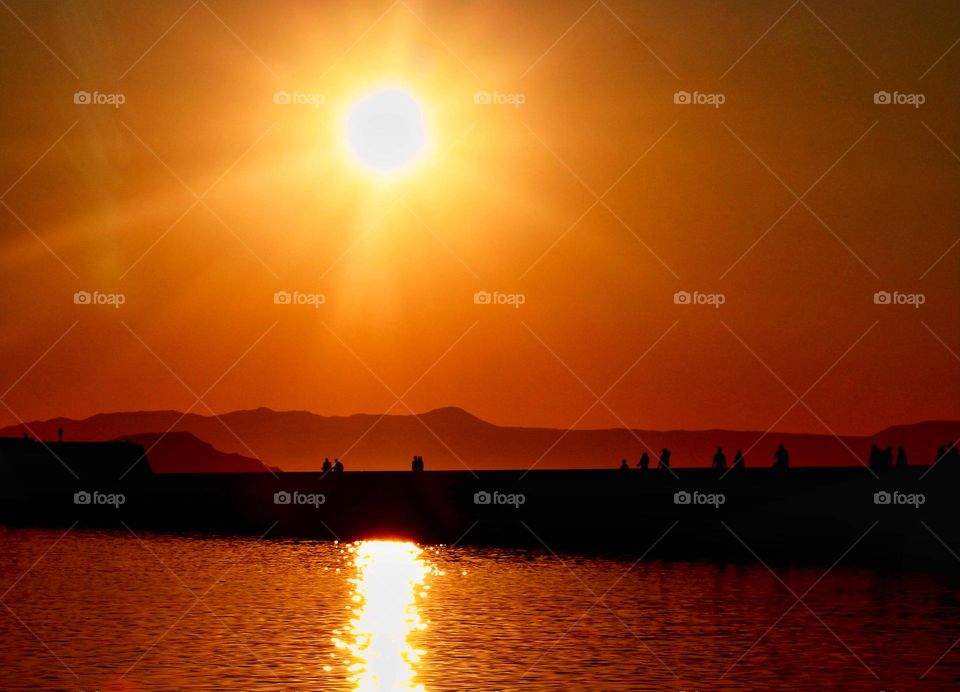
[
  {"left": 333, "top": 540, "right": 432, "bottom": 690},
  {"left": 345, "top": 87, "right": 428, "bottom": 176}
]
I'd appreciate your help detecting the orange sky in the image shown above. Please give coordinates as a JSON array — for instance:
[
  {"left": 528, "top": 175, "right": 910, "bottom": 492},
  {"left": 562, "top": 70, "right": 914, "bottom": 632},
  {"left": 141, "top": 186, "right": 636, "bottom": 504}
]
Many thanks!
[{"left": 0, "top": 0, "right": 958, "bottom": 435}]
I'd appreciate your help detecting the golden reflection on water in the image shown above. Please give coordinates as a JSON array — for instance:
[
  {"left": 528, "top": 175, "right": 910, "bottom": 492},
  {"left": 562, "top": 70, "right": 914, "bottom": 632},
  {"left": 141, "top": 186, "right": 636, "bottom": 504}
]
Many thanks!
[{"left": 333, "top": 540, "right": 434, "bottom": 691}]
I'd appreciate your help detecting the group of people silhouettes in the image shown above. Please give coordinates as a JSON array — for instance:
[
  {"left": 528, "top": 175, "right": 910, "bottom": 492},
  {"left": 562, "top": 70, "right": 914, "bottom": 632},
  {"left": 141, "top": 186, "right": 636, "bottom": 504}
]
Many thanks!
[
  {"left": 621, "top": 448, "right": 676, "bottom": 470},
  {"left": 936, "top": 442, "right": 960, "bottom": 466},
  {"left": 620, "top": 444, "right": 789, "bottom": 470},
  {"left": 869, "top": 442, "right": 960, "bottom": 470},
  {"left": 321, "top": 458, "right": 345, "bottom": 474},
  {"left": 618, "top": 440, "right": 960, "bottom": 472},
  {"left": 710, "top": 447, "right": 746, "bottom": 470},
  {"left": 323, "top": 456, "right": 426, "bottom": 473},
  {"left": 320, "top": 456, "right": 423, "bottom": 475},
  {"left": 868, "top": 445, "right": 908, "bottom": 470}
]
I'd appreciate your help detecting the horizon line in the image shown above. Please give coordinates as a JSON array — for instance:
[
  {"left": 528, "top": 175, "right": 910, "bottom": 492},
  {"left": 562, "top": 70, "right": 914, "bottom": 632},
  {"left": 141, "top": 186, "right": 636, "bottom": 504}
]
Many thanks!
[{"left": 2, "top": 405, "right": 958, "bottom": 440}]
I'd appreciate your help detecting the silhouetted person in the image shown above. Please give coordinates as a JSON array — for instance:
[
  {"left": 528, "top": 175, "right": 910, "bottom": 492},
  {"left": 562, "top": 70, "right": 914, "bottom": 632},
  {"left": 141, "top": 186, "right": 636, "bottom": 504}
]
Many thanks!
[
  {"left": 322, "top": 458, "right": 332, "bottom": 473},
  {"left": 333, "top": 458, "right": 344, "bottom": 473},
  {"left": 946, "top": 442, "right": 960, "bottom": 466},
  {"left": 412, "top": 455, "right": 424, "bottom": 472},
  {"left": 937, "top": 444, "right": 947, "bottom": 465},
  {"left": 57, "top": 426, "right": 63, "bottom": 443},
  {"left": 733, "top": 449, "right": 745, "bottom": 470},
  {"left": 712, "top": 446, "right": 726, "bottom": 471},
  {"left": 773, "top": 443, "right": 789, "bottom": 470},
  {"left": 896, "top": 446, "right": 907, "bottom": 468},
  {"left": 619, "top": 458, "right": 630, "bottom": 471},
  {"left": 659, "top": 448, "right": 671, "bottom": 469},
  {"left": 20, "top": 431, "right": 30, "bottom": 441},
  {"left": 868, "top": 444, "right": 890, "bottom": 470},
  {"left": 638, "top": 452, "right": 649, "bottom": 470}
]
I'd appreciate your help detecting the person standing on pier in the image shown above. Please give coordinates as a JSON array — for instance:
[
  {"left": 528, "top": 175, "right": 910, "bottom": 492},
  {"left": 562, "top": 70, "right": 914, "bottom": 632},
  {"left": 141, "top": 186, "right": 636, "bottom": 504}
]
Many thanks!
[
  {"left": 733, "top": 449, "right": 745, "bottom": 470},
  {"left": 637, "top": 452, "right": 649, "bottom": 470},
  {"left": 896, "top": 447, "right": 908, "bottom": 468},
  {"left": 712, "top": 447, "right": 726, "bottom": 471}
]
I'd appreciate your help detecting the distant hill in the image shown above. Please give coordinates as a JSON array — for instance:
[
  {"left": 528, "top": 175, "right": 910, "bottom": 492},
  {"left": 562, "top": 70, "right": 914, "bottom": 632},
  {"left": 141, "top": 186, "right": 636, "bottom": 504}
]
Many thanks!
[
  {"left": 113, "top": 432, "right": 269, "bottom": 474},
  {"left": 2, "top": 408, "right": 957, "bottom": 472}
]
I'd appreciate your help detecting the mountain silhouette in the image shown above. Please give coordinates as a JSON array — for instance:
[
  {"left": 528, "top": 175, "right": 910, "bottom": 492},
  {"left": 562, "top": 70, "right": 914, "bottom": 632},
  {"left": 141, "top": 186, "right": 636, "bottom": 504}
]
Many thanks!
[
  {"left": 114, "top": 432, "right": 270, "bottom": 473},
  {"left": 2, "top": 408, "right": 957, "bottom": 472}
]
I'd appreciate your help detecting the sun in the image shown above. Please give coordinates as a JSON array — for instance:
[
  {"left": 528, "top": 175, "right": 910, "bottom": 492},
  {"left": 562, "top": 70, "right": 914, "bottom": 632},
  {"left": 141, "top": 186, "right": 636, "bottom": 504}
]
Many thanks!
[{"left": 345, "top": 87, "right": 428, "bottom": 177}]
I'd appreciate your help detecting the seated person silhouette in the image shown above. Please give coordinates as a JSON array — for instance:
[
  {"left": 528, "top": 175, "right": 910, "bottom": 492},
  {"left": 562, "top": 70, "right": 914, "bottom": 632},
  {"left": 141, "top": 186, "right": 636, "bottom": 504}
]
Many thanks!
[
  {"left": 333, "top": 459, "right": 344, "bottom": 473},
  {"left": 619, "top": 458, "right": 630, "bottom": 471},
  {"left": 322, "top": 458, "right": 332, "bottom": 473},
  {"left": 659, "top": 448, "right": 671, "bottom": 469},
  {"left": 773, "top": 443, "right": 789, "bottom": 470}
]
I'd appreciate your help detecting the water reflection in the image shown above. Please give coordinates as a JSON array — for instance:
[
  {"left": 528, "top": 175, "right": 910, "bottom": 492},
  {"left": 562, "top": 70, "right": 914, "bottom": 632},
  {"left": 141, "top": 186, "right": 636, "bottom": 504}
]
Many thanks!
[
  {"left": 3, "top": 531, "right": 959, "bottom": 690},
  {"left": 333, "top": 540, "right": 432, "bottom": 691}
]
